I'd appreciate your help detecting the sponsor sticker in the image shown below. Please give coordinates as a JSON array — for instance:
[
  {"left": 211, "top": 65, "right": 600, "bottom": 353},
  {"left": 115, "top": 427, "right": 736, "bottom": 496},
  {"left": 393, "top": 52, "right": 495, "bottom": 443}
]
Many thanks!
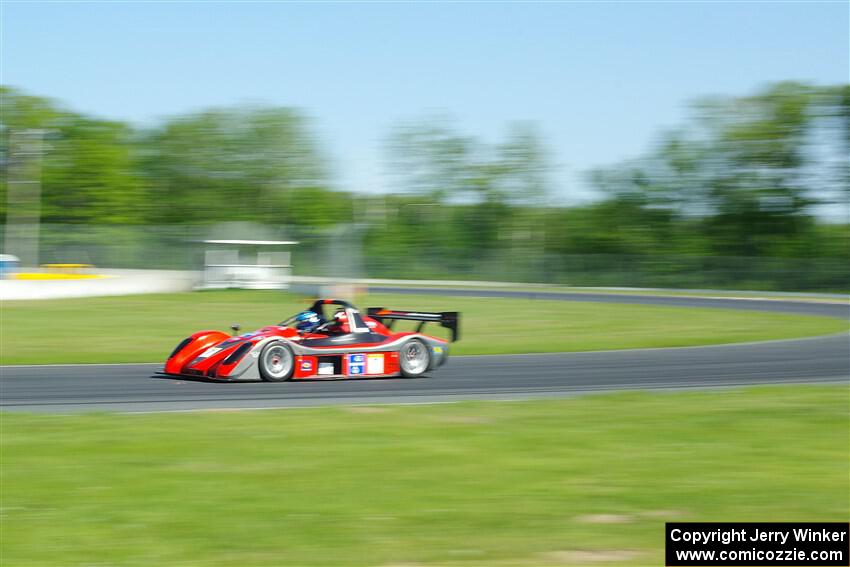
[
  {"left": 367, "top": 353, "right": 384, "bottom": 375},
  {"left": 300, "top": 360, "right": 313, "bottom": 373},
  {"left": 347, "top": 353, "right": 365, "bottom": 376},
  {"left": 318, "top": 362, "right": 334, "bottom": 375},
  {"left": 433, "top": 346, "right": 443, "bottom": 354}
]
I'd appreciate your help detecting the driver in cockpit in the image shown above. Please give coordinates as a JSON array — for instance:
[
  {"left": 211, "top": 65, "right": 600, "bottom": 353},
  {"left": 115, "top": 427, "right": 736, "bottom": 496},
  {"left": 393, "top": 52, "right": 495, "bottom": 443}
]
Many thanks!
[
  {"left": 325, "top": 309, "right": 351, "bottom": 334},
  {"left": 295, "top": 308, "right": 352, "bottom": 336},
  {"left": 294, "top": 310, "right": 323, "bottom": 334}
]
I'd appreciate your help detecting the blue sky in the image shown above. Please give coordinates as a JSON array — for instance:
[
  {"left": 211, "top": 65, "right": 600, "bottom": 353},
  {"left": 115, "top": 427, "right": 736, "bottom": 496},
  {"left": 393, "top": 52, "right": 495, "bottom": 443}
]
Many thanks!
[{"left": 3, "top": 1, "right": 848, "bottom": 202}]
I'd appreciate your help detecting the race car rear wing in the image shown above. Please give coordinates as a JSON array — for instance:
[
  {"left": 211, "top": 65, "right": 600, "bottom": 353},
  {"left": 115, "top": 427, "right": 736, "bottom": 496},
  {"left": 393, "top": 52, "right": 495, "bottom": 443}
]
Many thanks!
[{"left": 366, "top": 308, "right": 460, "bottom": 342}]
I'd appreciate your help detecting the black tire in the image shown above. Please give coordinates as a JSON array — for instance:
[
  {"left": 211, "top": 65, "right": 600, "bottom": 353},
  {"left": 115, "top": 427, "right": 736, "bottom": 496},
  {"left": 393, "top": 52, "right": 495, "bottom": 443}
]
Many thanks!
[
  {"left": 399, "top": 339, "right": 431, "bottom": 378},
  {"left": 258, "top": 342, "right": 294, "bottom": 382}
]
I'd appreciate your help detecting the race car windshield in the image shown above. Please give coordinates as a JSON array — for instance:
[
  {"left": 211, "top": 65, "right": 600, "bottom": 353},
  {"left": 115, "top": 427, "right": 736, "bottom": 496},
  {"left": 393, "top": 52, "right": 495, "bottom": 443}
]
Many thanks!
[{"left": 279, "top": 312, "right": 301, "bottom": 326}]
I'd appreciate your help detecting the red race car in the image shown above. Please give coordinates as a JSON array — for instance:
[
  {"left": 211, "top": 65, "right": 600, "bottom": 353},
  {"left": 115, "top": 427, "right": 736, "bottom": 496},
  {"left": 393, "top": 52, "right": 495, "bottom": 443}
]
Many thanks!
[{"left": 163, "top": 299, "right": 459, "bottom": 381}]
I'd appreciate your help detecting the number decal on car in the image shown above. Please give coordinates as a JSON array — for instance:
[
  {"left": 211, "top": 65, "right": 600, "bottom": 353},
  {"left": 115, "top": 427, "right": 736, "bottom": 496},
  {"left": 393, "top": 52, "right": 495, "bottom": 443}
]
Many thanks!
[{"left": 198, "top": 347, "right": 221, "bottom": 358}]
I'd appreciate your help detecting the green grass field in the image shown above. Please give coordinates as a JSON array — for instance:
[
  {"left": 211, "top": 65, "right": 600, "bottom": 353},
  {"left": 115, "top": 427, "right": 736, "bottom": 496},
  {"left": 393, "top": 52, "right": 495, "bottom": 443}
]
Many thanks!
[
  {"left": 1, "top": 290, "right": 846, "bottom": 364},
  {"left": 2, "top": 385, "right": 847, "bottom": 566}
]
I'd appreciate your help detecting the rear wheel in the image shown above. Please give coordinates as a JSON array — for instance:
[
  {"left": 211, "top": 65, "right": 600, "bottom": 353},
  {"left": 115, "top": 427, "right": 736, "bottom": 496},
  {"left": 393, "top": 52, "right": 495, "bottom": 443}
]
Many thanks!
[
  {"left": 399, "top": 339, "right": 430, "bottom": 378},
  {"left": 259, "top": 342, "right": 294, "bottom": 382}
]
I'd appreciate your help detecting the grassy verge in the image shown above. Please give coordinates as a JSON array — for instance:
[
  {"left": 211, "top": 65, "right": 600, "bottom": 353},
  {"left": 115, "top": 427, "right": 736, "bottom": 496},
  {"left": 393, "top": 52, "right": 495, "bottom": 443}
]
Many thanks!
[
  {"left": 2, "top": 385, "right": 847, "bottom": 566},
  {"left": 1, "top": 291, "right": 846, "bottom": 364}
]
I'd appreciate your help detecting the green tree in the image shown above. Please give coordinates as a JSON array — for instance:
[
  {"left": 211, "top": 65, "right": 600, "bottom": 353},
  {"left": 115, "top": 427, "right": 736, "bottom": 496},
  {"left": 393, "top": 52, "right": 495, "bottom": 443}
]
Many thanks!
[
  {"left": 584, "top": 82, "right": 838, "bottom": 259},
  {"left": 382, "top": 118, "right": 550, "bottom": 275},
  {"left": 1, "top": 86, "right": 145, "bottom": 225},
  {"left": 138, "top": 106, "right": 340, "bottom": 225}
]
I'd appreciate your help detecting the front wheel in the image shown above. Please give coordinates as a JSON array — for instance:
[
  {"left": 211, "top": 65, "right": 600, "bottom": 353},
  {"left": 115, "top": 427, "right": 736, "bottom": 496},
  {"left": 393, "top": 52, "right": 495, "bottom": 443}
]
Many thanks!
[
  {"left": 399, "top": 339, "right": 431, "bottom": 378},
  {"left": 258, "top": 342, "right": 294, "bottom": 382}
]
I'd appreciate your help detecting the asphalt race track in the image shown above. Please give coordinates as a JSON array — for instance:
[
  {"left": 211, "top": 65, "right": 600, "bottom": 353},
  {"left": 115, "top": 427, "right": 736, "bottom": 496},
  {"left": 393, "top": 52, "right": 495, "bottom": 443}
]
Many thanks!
[{"left": 2, "top": 291, "right": 848, "bottom": 413}]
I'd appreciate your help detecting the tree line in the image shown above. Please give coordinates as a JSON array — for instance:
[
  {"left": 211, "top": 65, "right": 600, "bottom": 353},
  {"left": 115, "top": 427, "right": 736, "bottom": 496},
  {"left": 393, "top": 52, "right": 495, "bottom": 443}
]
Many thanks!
[{"left": 1, "top": 83, "right": 848, "bottom": 289}]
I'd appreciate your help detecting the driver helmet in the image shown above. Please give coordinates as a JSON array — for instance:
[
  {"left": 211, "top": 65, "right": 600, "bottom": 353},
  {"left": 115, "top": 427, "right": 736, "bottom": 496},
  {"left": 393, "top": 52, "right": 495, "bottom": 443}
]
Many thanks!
[{"left": 295, "top": 310, "right": 322, "bottom": 332}]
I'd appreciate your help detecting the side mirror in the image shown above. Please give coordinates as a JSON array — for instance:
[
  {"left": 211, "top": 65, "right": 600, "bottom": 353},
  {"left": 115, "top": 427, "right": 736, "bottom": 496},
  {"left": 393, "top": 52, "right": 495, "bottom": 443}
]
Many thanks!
[{"left": 230, "top": 323, "right": 241, "bottom": 336}]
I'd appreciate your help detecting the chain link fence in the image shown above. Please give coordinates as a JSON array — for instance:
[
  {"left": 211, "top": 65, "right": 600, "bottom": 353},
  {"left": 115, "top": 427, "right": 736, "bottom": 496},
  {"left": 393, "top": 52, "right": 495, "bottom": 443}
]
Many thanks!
[{"left": 2, "top": 223, "right": 847, "bottom": 292}]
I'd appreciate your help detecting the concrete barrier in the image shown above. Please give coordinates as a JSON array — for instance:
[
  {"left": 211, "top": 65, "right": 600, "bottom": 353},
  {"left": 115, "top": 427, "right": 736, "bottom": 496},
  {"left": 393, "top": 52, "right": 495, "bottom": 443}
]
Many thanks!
[{"left": 0, "top": 269, "right": 199, "bottom": 301}]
